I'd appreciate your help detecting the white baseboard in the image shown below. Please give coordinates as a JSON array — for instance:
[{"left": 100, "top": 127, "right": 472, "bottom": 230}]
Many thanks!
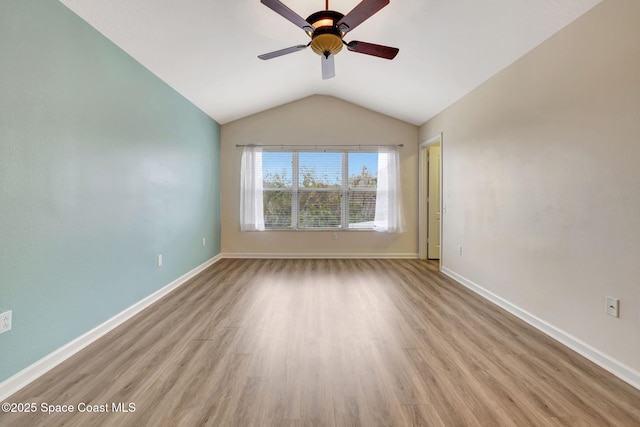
[
  {"left": 0, "top": 254, "right": 223, "bottom": 402},
  {"left": 441, "top": 266, "right": 640, "bottom": 391},
  {"left": 221, "top": 253, "right": 418, "bottom": 259}
]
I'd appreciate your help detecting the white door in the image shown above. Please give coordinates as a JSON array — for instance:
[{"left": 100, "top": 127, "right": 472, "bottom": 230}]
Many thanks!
[{"left": 427, "top": 145, "right": 441, "bottom": 259}]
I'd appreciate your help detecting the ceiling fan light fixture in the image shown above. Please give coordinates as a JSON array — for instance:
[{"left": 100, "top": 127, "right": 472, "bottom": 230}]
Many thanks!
[
  {"left": 306, "top": 10, "right": 345, "bottom": 57},
  {"left": 310, "top": 33, "right": 343, "bottom": 56}
]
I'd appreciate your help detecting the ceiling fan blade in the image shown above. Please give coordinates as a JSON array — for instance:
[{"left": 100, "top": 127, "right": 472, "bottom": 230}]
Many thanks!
[
  {"left": 346, "top": 41, "right": 398, "bottom": 59},
  {"left": 261, "top": 0, "right": 314, "bottom": 33},
  {"left": 336, "top": 0, "right": 389, "bottom": 34},
  {"left": 321, "top": 54, "right": 335, "bottom": 80},
  {"left": 258, "top": 44, "right": 308, "bottom": 60}
]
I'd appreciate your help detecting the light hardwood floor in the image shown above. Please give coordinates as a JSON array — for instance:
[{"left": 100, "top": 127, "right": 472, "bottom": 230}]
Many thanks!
[{"left": 2, "top": 259, "right": 640, "bottom": 426}]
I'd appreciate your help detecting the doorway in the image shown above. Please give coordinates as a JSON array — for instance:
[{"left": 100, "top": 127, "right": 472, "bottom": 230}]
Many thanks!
[{"left": 418, "top": 134, "right": 442, "bottom": 261}]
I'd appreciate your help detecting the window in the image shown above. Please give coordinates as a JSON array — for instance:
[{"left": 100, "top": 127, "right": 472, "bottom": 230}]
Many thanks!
[
  {"left": 240, "top": 145, "right": 405, "bottom": 233},
  {"left": 262, "top": 151, "right": 378, "bottom": 230}
]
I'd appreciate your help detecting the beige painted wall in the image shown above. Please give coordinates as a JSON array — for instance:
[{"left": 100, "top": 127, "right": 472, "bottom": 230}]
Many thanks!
[
  {"left": 420, "top": 0, "right": 640, "bottom": 376},
  {"left": 221, "top": 95, "right": 419, "bottom": 257}
]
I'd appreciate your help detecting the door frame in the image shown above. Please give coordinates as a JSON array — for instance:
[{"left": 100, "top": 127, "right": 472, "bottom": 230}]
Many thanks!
[{"left": 418, "top": 133, "right": 443, "bottom": 264}]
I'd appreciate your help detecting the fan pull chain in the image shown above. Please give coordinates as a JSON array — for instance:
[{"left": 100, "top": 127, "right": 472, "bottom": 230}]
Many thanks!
[{"left": 326, "top": 0, "right": 329, "bottom": 11}]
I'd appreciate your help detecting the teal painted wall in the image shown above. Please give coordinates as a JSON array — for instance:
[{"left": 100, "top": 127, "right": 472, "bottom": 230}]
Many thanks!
[{"left": 0, "top": 0, "right": 221, "bottom": 382}]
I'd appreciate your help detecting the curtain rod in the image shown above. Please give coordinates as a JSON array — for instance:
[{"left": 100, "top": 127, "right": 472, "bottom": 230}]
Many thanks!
[{"left": 235, "top": 144, "right": 403, "bottom": 148}]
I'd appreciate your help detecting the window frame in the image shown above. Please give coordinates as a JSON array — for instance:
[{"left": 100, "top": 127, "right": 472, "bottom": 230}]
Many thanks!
[{"left": 261, "top": 150, "right": 377, "bottom": 231}]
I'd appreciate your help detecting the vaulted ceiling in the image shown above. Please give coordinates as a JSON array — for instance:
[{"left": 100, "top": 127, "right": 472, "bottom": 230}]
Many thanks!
[{"left": 59, "top": 0, "right": 600, "bottom": 125}]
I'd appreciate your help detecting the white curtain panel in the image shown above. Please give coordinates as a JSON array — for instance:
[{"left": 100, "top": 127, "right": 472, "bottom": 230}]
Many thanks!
[
  {"left": 240, "top": 146, "right": 265, "bottom": 231},
  {"left": 374, "top": 146, "right": 406, "bottom": 233}
]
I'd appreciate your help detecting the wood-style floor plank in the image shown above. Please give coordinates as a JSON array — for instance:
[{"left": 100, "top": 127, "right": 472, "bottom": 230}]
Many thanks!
[{"left": 2, "top": 258, "right": 639, "bottom": 426}]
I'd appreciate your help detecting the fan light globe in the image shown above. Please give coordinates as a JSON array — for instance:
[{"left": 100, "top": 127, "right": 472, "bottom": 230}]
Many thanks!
[{"left": 311, "top": 33, "right": 343, "bottom": 56}]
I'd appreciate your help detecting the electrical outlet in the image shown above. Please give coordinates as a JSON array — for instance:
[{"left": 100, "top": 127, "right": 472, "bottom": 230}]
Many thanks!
[
  {"left": 0, "top": 310, "right": 12, "bottom": 334},
  {"left": 605, "top": 296, "right": 619, "bottom": 318},
  {"left": 458, "top": 246, "right": 463, "bottom": 256},
  {"left": 202, "top": 237, "right": 206, "bottom": 246},
  {"left": 157, "top": 254, "right": 163, "bottom": 267},
  {"left": 332, "top": 233, "right": 338, "bottom": 240}
]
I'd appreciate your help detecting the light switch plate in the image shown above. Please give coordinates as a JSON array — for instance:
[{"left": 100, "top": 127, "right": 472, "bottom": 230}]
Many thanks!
[{"left": 606, "top": 296, "right": 619, "bottom": 318}]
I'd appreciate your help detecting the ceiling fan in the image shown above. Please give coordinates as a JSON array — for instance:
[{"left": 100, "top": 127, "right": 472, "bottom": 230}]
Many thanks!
[{"left": 258, "top": 0, "right": 399, "bottom": 80}]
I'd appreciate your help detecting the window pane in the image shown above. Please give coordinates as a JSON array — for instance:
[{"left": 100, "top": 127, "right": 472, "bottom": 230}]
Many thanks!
[
  {"left": 298, "top": 191, "right": 341, "bottom": 228},
  {"left": 264, "top": 191, "right": 292, "bottom": 229},
  {"left": 299, "top": 152, "right": 342, "bottom": 188},
  {"left": 349, "top": 191, "right": 376, "bottom": 229},
  {"left": 349, "top": 152, "right": 378, "bottom": 189},
  {"left": 263, "top": 152, "right": 292, "bottom": 189},
  {"left": 259, "top": 150, "right": 378, "bottom": 231}
]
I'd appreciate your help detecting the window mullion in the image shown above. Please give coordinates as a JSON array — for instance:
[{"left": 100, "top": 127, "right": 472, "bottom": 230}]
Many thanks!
[
  {"left": 341, "top": 152, "right": 348, "bottom": 229},
  {"left": 292, "top": 152, "right": 299, "bottom": 230}
]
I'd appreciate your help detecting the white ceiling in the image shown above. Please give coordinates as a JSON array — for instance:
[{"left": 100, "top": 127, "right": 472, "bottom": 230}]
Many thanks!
[{"left": 59, "top": 0, "right": 600, "bottom": 125}]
